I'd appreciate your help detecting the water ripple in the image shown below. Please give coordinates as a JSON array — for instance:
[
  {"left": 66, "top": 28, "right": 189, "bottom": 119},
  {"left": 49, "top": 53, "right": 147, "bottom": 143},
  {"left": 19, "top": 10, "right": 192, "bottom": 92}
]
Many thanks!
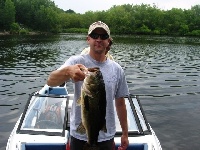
[{"left": 0, "top": 34, "right": 200, "bottom": 150}]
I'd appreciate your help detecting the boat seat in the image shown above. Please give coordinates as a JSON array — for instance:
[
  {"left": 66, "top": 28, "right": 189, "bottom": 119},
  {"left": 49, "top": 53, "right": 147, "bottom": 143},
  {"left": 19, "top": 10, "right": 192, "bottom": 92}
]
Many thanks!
[
  {"left": 24, "top": 143, "right": 66, "bottom": 150},
  {"left": 48, "top": 87, "right": 68, "bottom": 95},
  {"left": 115, "top": 143, "right": 148, "bottom": 150}
]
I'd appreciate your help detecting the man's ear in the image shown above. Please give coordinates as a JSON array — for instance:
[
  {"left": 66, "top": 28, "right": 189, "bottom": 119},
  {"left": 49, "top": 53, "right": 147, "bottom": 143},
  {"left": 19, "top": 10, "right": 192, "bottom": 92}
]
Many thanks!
[
  {"left": 108, "top": 38, "right": 112, "bottom": 46},
  {"left": 109, "top": 37, "right": 113, "bottom": 46}
]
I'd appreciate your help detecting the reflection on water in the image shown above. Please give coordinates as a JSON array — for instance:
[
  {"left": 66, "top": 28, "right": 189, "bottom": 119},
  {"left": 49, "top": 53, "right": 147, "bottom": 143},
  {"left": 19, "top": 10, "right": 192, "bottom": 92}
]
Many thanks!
[{"left": 0, "top": 34, "right": 200, "bottom": 150}]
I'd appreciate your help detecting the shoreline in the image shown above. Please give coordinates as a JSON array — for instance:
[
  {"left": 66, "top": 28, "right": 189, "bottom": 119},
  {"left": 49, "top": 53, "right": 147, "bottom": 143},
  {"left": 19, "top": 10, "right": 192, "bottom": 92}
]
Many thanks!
[
  {"left": 0, "top": 31, "right": 10, "bottom": 35},
  {"left": 0, "top": 31, "right": 47, "bottom": 36}
]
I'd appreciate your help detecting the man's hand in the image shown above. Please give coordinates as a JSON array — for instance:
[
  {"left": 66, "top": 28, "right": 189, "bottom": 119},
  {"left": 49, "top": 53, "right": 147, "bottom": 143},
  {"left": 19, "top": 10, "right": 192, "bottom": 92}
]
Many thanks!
[
  {"left": 66, "top": 64, "right": 87, "bottom": 82},
  {"left": 118, "top": 134, "right": 129, "bottom": 149},
  {"left": 47, "top": 64, "right": 87, "bottom": 86}
]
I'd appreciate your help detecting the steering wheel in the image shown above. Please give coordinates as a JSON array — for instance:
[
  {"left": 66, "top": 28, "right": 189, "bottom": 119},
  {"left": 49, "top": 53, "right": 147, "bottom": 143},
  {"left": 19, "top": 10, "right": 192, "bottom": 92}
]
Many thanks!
[{"left": 35, "top": 120, "right": 61, "bottom": 129}]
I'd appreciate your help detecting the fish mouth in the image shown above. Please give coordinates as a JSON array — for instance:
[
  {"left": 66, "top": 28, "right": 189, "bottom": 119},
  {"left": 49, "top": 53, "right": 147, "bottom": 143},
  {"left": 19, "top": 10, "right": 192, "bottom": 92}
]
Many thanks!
[
  {"left": 80, "top": 67, "right": 100, "bottom": 76},
  {"left": 88, "top": 67, "right": 99, "bottom": 72}
]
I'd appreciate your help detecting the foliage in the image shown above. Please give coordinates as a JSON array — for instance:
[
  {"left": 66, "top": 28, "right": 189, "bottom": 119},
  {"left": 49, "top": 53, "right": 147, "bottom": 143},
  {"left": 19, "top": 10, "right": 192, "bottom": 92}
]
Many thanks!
[
  {"left": 10, "top": 22, "right": 29, "bottom": 34},
  {"left": 0, "top": 0, "right": 15, "bottom": 30},
  {"left": 19, "top": 28, "right": 29, "bottom": 35},
  {"left": 10, "top": 22, "right": 20, "bottom": 33},
  {"left": 0, "top": 0, "right": 200, "bottom": 36},
  {"left": 137, "top": 24, "right": 151, "bottom": 34},
  {"left": 65, "top": 9, "right": 75, "bottom": 13},
  {"left": 188, "top": 30, "right": 200, "bottom": 36}
]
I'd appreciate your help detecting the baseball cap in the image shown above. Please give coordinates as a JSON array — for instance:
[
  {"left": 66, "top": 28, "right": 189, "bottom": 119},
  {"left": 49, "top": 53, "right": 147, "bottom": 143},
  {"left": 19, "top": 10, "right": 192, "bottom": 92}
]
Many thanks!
[{"left": 88, "top": 21, "right": 110, "bottom": 36}]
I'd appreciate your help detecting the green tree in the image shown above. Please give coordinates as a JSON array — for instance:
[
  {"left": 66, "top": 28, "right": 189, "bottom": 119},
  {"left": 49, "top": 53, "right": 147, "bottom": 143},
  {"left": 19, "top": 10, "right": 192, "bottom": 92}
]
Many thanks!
[
  {"left": 65, "top": 9, "right": 75, "bottom": 13},
  {"left": 106, "top": 5, "right": 132, "bottom": 34},
  {"left": 164, "top": 8, "right": 186, "bottom": 35},
  {"left": 1, "top": 0, "right": 200, "bottom": 36},
  {"left": 189, "top": 5, "right": 200, "bottom": 31},
  {"left": 10, "top": 22, "right": 20, "bottom": 33},
  {"left": 179, "top": 24, "right": 189, "bottom": 35},
  {"left": 35, "top": 5, "right": 60, "bottom": 32},
  {"left": 137, "top": 24, "right": 151, "bottom": 34},
  {"left": 2, "top": 0, "right": 15, "bottom": 30}
]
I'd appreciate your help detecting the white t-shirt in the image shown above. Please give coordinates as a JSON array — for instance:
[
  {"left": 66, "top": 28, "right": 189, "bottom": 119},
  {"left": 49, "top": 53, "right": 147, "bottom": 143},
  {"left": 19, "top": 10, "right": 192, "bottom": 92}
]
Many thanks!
[{"left": 59, "top": 54, "right": 129, "bottom": 142}]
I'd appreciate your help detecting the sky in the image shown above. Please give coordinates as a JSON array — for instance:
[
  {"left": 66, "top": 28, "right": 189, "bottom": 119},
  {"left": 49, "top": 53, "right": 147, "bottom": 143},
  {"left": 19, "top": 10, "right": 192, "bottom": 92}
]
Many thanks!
[{"left": 53, "top": 0, "right": 200, "bottom": 14}]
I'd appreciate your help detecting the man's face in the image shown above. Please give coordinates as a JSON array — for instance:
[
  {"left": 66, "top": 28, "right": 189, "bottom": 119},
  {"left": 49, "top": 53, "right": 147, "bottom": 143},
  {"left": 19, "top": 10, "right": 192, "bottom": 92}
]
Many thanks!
[{"left": 87, "top": 28, "right": 110, "bottom": 54}]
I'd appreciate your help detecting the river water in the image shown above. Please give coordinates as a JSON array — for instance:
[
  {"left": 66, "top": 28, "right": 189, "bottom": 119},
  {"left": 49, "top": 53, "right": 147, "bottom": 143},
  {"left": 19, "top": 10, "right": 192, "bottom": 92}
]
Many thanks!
[{"left": 0, "top": 34, "right": 200, "bottom": 150}]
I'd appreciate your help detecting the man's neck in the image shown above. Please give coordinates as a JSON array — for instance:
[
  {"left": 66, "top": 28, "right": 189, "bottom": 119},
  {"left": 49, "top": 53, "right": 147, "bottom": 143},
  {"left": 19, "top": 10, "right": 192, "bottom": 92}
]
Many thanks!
[{"left": 89, "top": 51, "right": 107, "bottom": 62}]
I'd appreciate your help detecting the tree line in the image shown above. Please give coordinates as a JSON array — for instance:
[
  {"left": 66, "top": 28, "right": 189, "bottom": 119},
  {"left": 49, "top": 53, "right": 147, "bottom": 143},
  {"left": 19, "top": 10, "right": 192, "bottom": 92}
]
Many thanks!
[{"left": 0, "top": 0, "right": 200, "bottom": 36}]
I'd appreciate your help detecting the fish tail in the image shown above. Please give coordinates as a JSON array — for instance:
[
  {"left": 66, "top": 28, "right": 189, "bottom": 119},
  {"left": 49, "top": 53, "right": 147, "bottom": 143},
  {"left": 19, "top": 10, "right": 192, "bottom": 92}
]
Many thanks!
[{"left": 83, "top": 143, "right": 100, "bottom": 150}]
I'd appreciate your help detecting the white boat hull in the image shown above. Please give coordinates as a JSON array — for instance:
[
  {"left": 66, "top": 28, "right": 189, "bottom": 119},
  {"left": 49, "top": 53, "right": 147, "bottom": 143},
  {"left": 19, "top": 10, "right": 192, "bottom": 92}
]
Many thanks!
[{"left": 6, "top": 85, "right": 162, "bottom": 150}]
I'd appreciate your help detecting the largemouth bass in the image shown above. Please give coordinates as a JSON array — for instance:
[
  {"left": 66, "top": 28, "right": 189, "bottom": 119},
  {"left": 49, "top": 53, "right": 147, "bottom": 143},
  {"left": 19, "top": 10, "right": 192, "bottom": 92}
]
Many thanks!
[{"left": 77, "top": 67, "right": 107, "bottom": 150}]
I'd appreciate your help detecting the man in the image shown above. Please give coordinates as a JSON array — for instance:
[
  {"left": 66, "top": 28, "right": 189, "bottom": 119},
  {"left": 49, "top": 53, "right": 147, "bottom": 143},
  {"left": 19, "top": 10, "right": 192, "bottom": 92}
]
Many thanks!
[{"left": 47, "top": 21, "right": 129, "bottom": 150}]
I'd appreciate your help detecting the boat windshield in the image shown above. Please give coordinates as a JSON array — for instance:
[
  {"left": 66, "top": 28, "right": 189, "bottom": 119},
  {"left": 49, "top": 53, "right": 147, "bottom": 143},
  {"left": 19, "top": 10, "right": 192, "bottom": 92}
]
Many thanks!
[
  {"left": 16, "top": 92, "right": 149, "bottom": 136},
  {"left": 17, "top": 94, "right": 69, "bottom": 136},
  {"left": 114, "top": 96, "right": 150, "bottom": 135}
]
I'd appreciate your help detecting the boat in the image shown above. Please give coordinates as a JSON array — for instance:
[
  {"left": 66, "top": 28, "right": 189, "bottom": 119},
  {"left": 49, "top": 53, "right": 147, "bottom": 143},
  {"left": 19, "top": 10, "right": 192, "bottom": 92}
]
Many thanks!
[{"left": 6, "top": 84, "right": 162, "bottom": 150}]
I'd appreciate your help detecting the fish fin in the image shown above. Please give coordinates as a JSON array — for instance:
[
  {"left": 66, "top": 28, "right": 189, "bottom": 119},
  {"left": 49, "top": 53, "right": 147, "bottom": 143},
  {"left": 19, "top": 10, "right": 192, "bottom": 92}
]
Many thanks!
[
  {"left": 76, "top": 122, "right": 86, "bottom": 134},
  {"left": 101, "top": 123, "right": 107, "bottom": 133},
  {"left": 77, "top": 97, "right": 81, "bottom": 106},
  {"left": 84, "top": 95, "right": 90, "bottom": 111}
]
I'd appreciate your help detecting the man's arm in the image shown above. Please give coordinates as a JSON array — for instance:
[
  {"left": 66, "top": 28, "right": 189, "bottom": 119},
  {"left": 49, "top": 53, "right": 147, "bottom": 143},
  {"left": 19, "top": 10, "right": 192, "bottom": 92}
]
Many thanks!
[
  {"left": 47, "top": 64, "right": 86, "bottom": 87},
  {"left": 115, "top": 97, "right": 129, "bottom": 149}
]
